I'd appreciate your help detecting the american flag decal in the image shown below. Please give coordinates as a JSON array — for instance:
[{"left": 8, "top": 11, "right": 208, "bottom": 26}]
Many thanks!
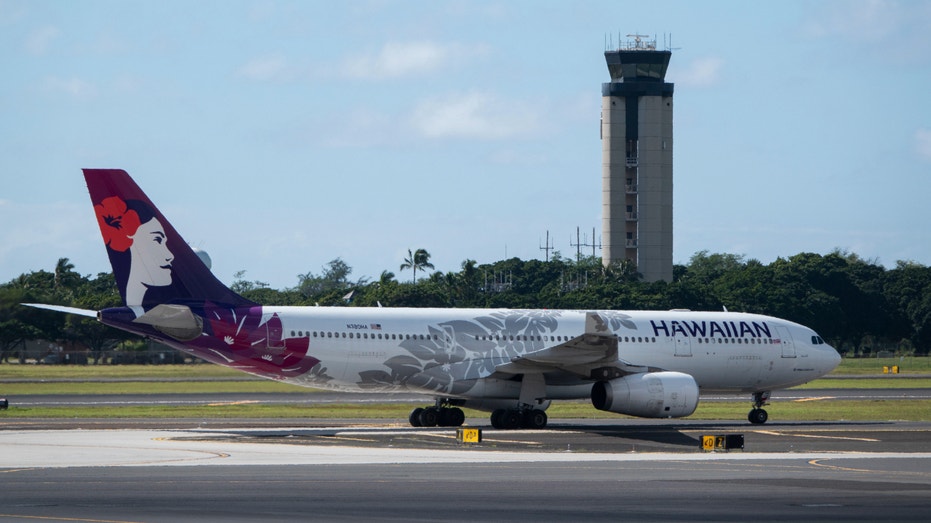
[{"left": 371, "top": 323, "right": 382, "bottom": 330}]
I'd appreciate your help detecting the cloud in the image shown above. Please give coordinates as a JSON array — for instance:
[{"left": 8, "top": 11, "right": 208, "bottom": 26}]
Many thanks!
[
  {"left": 341, "top": 41, "right": 454, "bottom": 80},
  {"left": 805, "top": 0, "right": 931, "bottom": 63},
  {"left": 916, "top": 128, "right": 931, "bottom": 162},
  {"left": 26, "top": 25, "right": 60, "bottom": 55},
  {"left": 318, "top": 109, "right": 398, "bottom": 147},
  {"left": 806, "top": 0, "right": 901, "bottom": 41},
  {"left": 0, "top": 0, "right": 27, "bottom": 24},
  {"left": 409, "top": 91, "right": 543, "bottom": 140},
  {"left": 0, "top": 200, "right": 95, "bottom": 280},
  {"left": 236, "top": 55, "right": 289, "bottom": 81},
  {"left": 42, "top": 76, "right": 96, "bottom": 98},
  {"left": 673, "top": 57, "right": 724, "bottom": 87}
]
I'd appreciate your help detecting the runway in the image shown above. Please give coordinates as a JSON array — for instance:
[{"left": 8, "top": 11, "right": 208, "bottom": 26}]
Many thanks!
[{"left": 1, "top": 420, "right": 930, "bottom": 522}]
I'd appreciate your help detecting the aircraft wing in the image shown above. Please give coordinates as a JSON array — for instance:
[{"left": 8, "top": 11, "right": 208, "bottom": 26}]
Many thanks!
[{"left": 495, "top": 312, "right": 656, "bottom": 380}]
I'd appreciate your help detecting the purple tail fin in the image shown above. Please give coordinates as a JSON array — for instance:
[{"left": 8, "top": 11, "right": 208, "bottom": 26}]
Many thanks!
[{"left": 83, "top": 169, "right": 255, "bottom": 311}]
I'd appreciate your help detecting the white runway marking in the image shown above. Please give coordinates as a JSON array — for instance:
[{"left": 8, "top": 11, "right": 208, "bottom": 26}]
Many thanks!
[{"left": 752, "top": 429, "right": 881, "bottom": 442}]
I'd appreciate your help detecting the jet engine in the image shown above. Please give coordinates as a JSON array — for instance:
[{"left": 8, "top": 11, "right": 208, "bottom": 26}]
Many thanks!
[{"left": 591, "top": 371, "right": 699, "bottom": 418}]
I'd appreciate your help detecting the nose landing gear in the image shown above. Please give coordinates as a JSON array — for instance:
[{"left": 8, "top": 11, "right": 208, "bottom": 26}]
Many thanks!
[{"left": 748, "top": 391, "right": 770, "bottom": 424}]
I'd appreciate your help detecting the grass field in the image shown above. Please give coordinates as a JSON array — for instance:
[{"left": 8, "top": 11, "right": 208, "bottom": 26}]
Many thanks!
[
  {"left": 830, "top": 356, "right": 931, "bottom": 374},
  {"left": 1, "top": 358, "right": 928, "bottom": 421}
]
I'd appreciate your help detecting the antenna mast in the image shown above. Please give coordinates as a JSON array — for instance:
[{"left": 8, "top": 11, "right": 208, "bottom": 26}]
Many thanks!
[{"left": 539, "top": 230, "right": 553, "bottom": 261}]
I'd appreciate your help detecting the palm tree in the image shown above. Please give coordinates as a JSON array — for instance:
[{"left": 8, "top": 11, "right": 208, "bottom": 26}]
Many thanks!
[
  {"left": 54, "top": 257, "right": 76, "bottom": 289},
  {"left": 378, "top": 270, "right": 396, "bottom": 285},
  {"left": 400, "top": 248, "right": 434, "bottom": 283}
]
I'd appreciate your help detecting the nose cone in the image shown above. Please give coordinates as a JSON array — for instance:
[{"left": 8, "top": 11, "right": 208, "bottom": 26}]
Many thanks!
[{"left": 821, "top": 344, "right": 842, "bottom": 375}]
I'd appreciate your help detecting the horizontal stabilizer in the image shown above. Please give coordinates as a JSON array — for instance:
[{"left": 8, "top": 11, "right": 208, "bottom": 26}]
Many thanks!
[{"left": 21, "top": 303, "right": 97, "bottom": 318}]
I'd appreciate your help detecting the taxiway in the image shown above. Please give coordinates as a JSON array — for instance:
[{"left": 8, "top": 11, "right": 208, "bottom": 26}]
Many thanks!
[{"left": 1, "top": 419, "right": 930, "bottom": 522}]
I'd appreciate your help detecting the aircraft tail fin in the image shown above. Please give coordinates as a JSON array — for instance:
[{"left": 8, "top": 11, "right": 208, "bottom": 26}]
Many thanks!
[{"left": 83, "top": 169, "right": 255, "bottom": 312}]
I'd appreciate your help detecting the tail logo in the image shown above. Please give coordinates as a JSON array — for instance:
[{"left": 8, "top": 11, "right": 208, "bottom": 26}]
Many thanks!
[{"left": 93, "top": 194, "right": 174, "bottom": 312}]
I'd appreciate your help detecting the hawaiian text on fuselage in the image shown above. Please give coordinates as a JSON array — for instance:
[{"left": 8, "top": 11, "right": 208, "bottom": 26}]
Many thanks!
[{"left": 650, "top": 320, "right": 772, "bottom": 339}]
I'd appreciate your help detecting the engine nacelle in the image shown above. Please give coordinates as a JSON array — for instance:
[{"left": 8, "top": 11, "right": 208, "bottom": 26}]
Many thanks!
[{"left": 591, "top": 371, "right": 699, "bottom": 418}]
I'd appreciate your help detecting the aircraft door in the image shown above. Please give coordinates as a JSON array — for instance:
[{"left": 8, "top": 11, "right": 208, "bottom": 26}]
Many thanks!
[
  {"left": 264, "top": 313, "right": 285, "bottom": 350},
  {"left": 776, "top": 326, "right": 796, "bottom": 358},
  {"left": 675, "top": 336, "right": 692, "bottom": 357}
]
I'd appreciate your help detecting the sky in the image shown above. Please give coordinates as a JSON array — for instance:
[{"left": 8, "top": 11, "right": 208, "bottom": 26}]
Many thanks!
[{"left": 1, "top": 0, "right": 930, "bottom": 290}]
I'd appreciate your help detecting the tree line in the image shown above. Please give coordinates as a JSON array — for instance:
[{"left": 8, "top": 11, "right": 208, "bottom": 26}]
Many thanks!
[{"left": 3, "top": 249, "right": 931, "bottom": 363}]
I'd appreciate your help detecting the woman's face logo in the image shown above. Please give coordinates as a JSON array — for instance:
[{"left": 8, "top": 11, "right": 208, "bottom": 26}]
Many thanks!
[
  {"left": 95, "top": 196, "right": 175, "bottom": 308},
  {"left": 130, "top": 217, "right": 174, "bottom": 286}
]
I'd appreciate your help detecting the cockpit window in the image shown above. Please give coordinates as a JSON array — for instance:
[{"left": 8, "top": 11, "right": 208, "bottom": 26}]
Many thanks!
[{"left": 811, "top": 335, "right": 825, "bottom": 345}]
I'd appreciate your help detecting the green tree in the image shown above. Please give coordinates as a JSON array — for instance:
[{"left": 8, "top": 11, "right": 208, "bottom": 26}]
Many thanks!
[
  {"left": 0, "top": 288, "right": 41, "bottom": 363},
  {"left": 452, "top": 259, "right": 481, "bottom": 306},
  {"left": 400, "top": 248, "right": 434, "bottom": 283},
  {"left": 230, "top": 270, "right": 269, "bottom": 294},
  {"left": 884, "top": 260, "right": 931, "bottom": 355},
  {"left": 297, "top": 258, "right": 367, "bottom": 299}
]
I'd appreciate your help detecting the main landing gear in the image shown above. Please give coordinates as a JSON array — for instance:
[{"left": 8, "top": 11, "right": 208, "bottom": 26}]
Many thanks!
[
  {"left": 407, "top": 399, "right": 549, "bottom": 430},
  {"left": 748, "top": 391, "right": 770, "bottom": 424},
  {"left": 490, "top": 407, "right": 548, "bottom": 430},
  {"left": 409, "top": 398, "right": 465, "bottom": 428}
]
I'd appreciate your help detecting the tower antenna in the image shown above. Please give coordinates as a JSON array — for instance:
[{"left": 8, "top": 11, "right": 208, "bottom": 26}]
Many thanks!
[{"left": 539, "top": 230, "right": 553, "bottom": 261}]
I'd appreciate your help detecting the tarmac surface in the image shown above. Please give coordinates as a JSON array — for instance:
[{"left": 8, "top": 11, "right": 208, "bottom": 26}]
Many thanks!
[
  {"left": 1, "top": 385, "right": 930, "bottom": 521},
  {"left": 1, "top": 418, "right": 930, "bottom": 522}
]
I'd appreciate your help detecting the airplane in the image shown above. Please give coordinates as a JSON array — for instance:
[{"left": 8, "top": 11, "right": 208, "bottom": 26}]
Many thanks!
[{"left": 26, "top": 169, "right": 841, "bottom": 429}]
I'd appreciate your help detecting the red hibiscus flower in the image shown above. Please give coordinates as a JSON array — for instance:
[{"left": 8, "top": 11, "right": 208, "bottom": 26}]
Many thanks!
[{"left": 94, "top": 196, "right": 141, "bottom": 252}]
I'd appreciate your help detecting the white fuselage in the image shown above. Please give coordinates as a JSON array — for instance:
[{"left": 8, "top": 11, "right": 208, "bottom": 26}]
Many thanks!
[{"left": 251, "top": 307, "right": 840, "bottom": 400}]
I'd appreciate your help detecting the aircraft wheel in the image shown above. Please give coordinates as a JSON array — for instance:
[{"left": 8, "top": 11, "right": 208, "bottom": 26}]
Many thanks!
[
  {"left": 409, "top": 407, "right": 424, "bottom": 427},
  {"left": 523, "top": 409, "right": 548, "bottom": 429},
  {"left": 500, "top": 409, "right": 522, "bottom": 430},
  {"left": 419, "top": 407, "right": 440, "bottom": 427},
  {"left": 441, "top": 407, "right": 465, "bottom": 427},
  {"left": 490, "top": 409, "right": 506, "bottom": 429},
  {"left": 748, "top": 408, "right": 768, "bottom": 424}
]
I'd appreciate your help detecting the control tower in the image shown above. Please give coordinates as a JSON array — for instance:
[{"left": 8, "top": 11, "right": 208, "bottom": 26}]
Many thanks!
[{"left": 601, "top": 35, "right": 673, "bottom": 282}]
